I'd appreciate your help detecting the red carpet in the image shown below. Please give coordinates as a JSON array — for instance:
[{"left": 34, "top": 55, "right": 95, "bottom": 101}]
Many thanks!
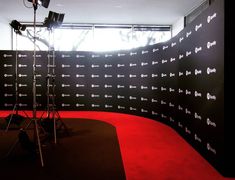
[{"left": 0, "top": 111, "right": 234, "bottom": 180}]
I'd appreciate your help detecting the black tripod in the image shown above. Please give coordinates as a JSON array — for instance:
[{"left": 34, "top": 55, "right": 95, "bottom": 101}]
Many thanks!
[
  {"left": 5, "top": 4, "right": 45, "bottom": 167},
  {"left": 40, "top": 28, "right": 68, "bottom": 144},
  {"left": 30, "top": 2, "right": 45, "bottom": 167},
  {"left": 5, "top": 30, "right": 30, "bottom": 132}
]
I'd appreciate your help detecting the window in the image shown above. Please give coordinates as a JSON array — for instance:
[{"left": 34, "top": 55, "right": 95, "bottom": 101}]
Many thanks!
[{"left": 13, "top": 24, "right": 171, "bottom": 51}]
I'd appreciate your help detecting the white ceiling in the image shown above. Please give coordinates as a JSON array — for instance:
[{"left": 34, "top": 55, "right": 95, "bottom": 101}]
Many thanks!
[{"left": 0, "top": 0, "right": 205, "bottom": 25}]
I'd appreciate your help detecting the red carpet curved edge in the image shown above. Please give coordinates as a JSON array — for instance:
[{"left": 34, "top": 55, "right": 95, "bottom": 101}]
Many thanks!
[{"left": 0, "top": 111, "right": 234, "bottom": 180}]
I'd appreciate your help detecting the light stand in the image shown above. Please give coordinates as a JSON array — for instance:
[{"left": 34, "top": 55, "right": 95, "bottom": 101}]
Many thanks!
[
  {"left": 28, "top": 0, "right": 51, "bottom": 167},
  {"left": 5, "top": 4, "right": 46, "bottom": 167},
  {"left": 5, "top": 21, "right": 30, "bottom": 131},
  {"left": 40, "top": 11, "right": 68, "bottom": 144},
  {"left": 31, "top": 2, "right": 44, "bottom": 167},
  {"left": 14, "top": 0, "right": 51, "bottom": 166}
]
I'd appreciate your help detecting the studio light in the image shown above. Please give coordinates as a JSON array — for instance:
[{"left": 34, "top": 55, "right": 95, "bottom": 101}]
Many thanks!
[
  {"left": 44, "top": 11, "right": 65, "bottom": 29},
  {"left": 10, "top": 20, "right": 26, "bottom": 35},
  {"left": 27, "top": 0, "right": 50, "bottom": 8}
]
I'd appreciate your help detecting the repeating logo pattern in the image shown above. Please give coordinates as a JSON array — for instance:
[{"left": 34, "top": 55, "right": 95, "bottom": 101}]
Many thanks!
[{"left": 0, "top": 0, "right": 224, "bottom": 173}]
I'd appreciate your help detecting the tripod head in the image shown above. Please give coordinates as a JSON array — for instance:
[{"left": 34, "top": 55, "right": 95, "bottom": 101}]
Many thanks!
[
  {"left": 27, "top": 0, "right": 50, "bottom": 9},
  {"left": 10, "top": 20, "right": 26, "bottom": 35}
]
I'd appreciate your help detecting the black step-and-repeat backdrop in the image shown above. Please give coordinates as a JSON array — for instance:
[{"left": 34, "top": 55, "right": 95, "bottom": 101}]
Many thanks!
[{"left": 0, "top": 0, "right": 230, "bottom": 176}]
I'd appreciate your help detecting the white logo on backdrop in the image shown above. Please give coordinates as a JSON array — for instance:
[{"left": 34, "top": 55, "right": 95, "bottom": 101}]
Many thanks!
[
  {"left": 117, "top": 64, "right": 125, "bottom": 67},
  {"left": 105, "top": 54, "right": 112, "bottom": 58},
  {"left": 161, "top": 59, "right": 167, "bottom": 64},
  {"left": 185, "top": 127, "right": 191, "bottom": 134},
  {"left": 171, "top": 42, "right": 176, "bottom": 47},
  {"left": 92, "top": 54, "right": 100, "bottom": 58},
  {"left": 151, "top": 99, "right": 158, "bottom": 103},
  {"left": 151, "top": 74, "right": 158, "bottom": 78},
  {"left": 76, "top": 74, "right": 85, "bottom": 78},
  {"left": 207, "top": 67, "right": 216, "bottom": 74},
  {"left": 76, "top": 54, "right": 85, "bottom": 58},
  {"left": 186, "top": 51, "right": 192, "bottom": 57},
  {"left": 195, "top": 23, "right": 202, "bottom": 31},
  {"left": 141, "top": 74, "right": 148, "bottom": 78},
  {"left": 185, "top": 89, "right": 191, "bottom": 95},
  {"left": 170, "top": 58, "right": 176, "bottom": 62},
  {"left": 4, "top": 74, "right": 13, "bottom": 77},
  {"left": 18, "top": 54, "right": 27, "bottom": 58},
  {"left": 91, "top": 84, "right": 100, "bottom": 88},
  {"left": 185, "top": 108, "right": 191, "bottom": 115},
  {"left": 18, "top": 74, "right": 27, "bottom": 77},
  {"left": 130, "top": 52, "right": 137, "bottom": 56},
  {"left": 76, "top": 94, "right": 85, "bottom": 97},
  {"left": 179, "top": 37, "right": 184, "bottom": 43},
  {"left": 152, "top": 48, "right": 159, "bottom": 52},
  {"left": 207, "top": 143, "right": 216, "bottom": 154},
  {"left": 195, "top": 134, "right": 202, "bottom": 142},
  {"left": 194, "top": 112, "right": 202, "bottom": 120},
  {"left": 185, "top": 70, "right": 192, "bottom": 76},
  {"left": 118, "top": 106, "right": 125, "bottom": 109},
  {"left": 179, "top": 54, "right": 184, "bottom": 59},
  {"left": 3, "top": 54, "right": 13, "bottom": 58},
  {"left": 104, "top": 84, "right": 112, "bottom": 88},
  {"left": 117, "top": 95, "right": 125, "bottom": 99},
  {"left": 19, "top": 84, "right": 27, "bottom": 87},
  {"left": 207, "top": 118, "right": 217, "bottom": 127},
  {"left": 118, "top": 53, "right": 126, "bottom": 57},
  {"left": 207, "top": 41, "right": 216, "bottom": 49},
  {"left": 4, "top": 94, "right": 13, "bottom": 97},
  {"left": 104, "top": 95, "right": 113, "bottom": 98},
  {"left": 91, "top": 64, "right": 99, "bottom": 68},
  {"left": 178, "top": 105, "right": 183, "bottom": 111},
  {"left": 129, "top": 63, "right": 137, "bottom": 67},
  {"left": 18, "top": 64, "right": 27, "bottom": 68},
  {"left": 141, "top": 50, "right": 148, "bottom": 54},
  {"left": 141, "top": 86, "right": 148, "bottom": 90},
  {"left": 76, "top": 104, "right": 85, "bottom": 107},
  {"left": 4, "top": 84, "right": 13, "bottom": 87},
  {"left": 169, "top": 102, "right": 175, "bottom": 107},
  {"left": 194, "top": 91, "right": 202, "bottom": 97},
  {"left": 151, "top": 86, "right": 158, "bottom": 90},
  {"left": 162, "top": 46, "right": 168, "bottom": 50},
  {"left": 195, "top": 47, "right": 202, "bottom": 53},
  {"left": 195, "top": 69, "right": 202, "bottom": 75},
  {"left": 152, "top": 61, "right": 158, "bottom": 65},
  {"left": 104, "top": 64, "right": 112, "bottom": 68},
  {"left": 186, "top": 31, "right": 192, "bottom": 38},
  {"left": 141, "top": 62, "right": 148, "bottom": 66},
  {"left": 207, "top": 13, "right": 217, "bottom": 23},
  {"left": 117, "top": 74, "right": 125, "bottom": 78},
  {"left": 207, "top": 93, "right": 216, "bottom": 100},
  {"left": 62, "top": 64, "right": 70, "bottom": 68},
  {"left": 152, "top": 111, "right": 158, "bottom": 115},
  {"left": 4, "top": 64, "right": 13, "bottom": 67},
  {"left": 76, "top": 64, "right": 85, "bottom": 68}
]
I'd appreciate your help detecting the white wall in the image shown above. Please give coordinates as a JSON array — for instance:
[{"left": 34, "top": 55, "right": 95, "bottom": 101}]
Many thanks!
[
  {"left": 172, "top": 17, "right": 184, "bottom": 37},
  {"left": 0, "top": 17, "right": 12, "bottom": 50}
]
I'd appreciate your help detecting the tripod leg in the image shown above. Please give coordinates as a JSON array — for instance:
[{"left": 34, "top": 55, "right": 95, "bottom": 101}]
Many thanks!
[
  {"left": 4, "top": 137, "right": 19, "bottom": 159},
  {"left": 34, "top": 119, "right": 44, "bottom": 167},
  {"left": 23, "top": 111, "right": 31, "bottom": 120},
  {"left": 55, "top": 112, "right": 69, "bottom": 136},
  {"left": 5, "top": 118, "right": 33, "bottom": 158},
  {"left": 53, "top": 113, "right": 57, "bottom": 144},
  {"left": 5, "top": 104, "right": 17, "bottom": 132}
]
